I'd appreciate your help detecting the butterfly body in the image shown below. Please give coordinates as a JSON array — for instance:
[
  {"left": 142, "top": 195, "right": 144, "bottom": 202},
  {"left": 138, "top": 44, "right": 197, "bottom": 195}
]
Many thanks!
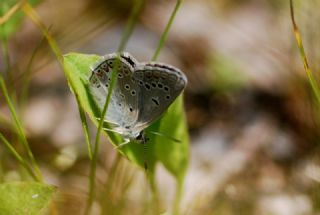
[{"left": 89, "top": 52, "right": 187, "bottom": 144}]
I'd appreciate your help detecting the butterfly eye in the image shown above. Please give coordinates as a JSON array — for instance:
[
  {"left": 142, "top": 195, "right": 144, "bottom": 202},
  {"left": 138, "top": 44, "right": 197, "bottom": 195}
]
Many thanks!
[
  {"left": 125, "top": 84, "right": 130, "bottom": 90},
  {"left": 131, "top": 90, "right": 136, "bottom": 96},
  {"left": 157, "top": 83, "right": 163, "bottom": 88},
  {"left": 164, "top": 86, "right": 169, "bottom": 92},
  {"left": 166, "top": 95, "right": 171, "bottom": 100}
]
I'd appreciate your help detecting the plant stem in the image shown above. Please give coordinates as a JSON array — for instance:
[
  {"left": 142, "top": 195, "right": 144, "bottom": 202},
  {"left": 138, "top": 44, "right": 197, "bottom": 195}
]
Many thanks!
[
  {"left": 289, "top": 0, "right": 320, "bottom": 103},
  {"left": 152, "top": 0, "right": 184, "bottom": 61},
  {"left": 85, "top": 1, "right": 145, "bottom": 214},
  {"left": 0, "top": 133, "right": 38, "bottom": 181},
  {"left": 0, "top": 76, "right": 42, "bottom": 182}
]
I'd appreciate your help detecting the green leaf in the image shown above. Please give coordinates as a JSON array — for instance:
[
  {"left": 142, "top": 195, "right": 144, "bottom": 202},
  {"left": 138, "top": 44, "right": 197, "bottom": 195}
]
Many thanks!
[
  {"left": 149, "top": 96, "right": 189, "bottom": 180},
  {"left": 63, "top": 53, "right": 189, "bottom": 179},
  {"left": 0, "top": 182, "right": 56, "bottom": 215},
  {"left": 0, "top": 0, "right": 40, "bottom": 39}
]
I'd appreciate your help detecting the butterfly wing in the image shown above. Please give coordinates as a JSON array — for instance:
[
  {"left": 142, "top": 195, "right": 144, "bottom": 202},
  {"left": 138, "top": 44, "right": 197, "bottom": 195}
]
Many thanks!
[
  {"left": 132, "top": 63, "right": 187, "bottom": 132},
  {"left": 89, "top": 53, "right": 140, "bottom": 134}
]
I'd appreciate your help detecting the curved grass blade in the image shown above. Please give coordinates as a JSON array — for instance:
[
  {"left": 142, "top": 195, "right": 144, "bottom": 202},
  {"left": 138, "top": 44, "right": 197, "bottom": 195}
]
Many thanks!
[
  {"left": 85, "top": 1, "right": 145, "bottom": 213},
  {"left": 149, "top": 0, "right": 188, "bottom": 213},
  {"left": 290, "top": 0, "right": 320, "bottom": 104},
  {"left": 152, "top": 0, "right": 184, "bottom": 61},
  {"left": 0, "top": 76, "right": 42, "bottom": 182},
  {"left": 0, "top": 133, "right": 38, "bottom": 181}
]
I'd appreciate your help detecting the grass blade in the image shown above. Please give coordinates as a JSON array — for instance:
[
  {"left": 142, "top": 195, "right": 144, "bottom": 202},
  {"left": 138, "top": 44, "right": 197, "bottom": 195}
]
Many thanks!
[
  {"left": 290, "top": 0, "right": 320, "bottom": 103},
  {"left": 0, "top": 76, "right": 42, "bottom": 182},
  {"left": 0, "top": 0, "right": 26, "bottom": 25},
  {"left": 150, "top": 1, "right": 187, "bottom": 213},
  {"left": 152, "top": 0, "right": 184, "bottom": 61},
  {"left": 85, "top": 1, "right": 145, "bottom": 214},
  {"left": 0, "top": 132, "right": 38, "bottom": 181}
]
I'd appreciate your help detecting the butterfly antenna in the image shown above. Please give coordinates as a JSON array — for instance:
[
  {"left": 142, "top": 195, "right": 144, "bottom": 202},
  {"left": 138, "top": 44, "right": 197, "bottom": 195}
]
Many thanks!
[{"left": 147, "top": 131, "right": 181, "bottom": 143}]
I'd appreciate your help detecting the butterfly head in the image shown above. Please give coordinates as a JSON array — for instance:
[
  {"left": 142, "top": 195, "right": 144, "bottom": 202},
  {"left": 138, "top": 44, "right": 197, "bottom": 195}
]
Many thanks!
[
  {"left": 134, "top": 131, "right": 149, "bottom": 144},
  {"left": 121, "top": 130, "right": 149, "bottom": 145}
]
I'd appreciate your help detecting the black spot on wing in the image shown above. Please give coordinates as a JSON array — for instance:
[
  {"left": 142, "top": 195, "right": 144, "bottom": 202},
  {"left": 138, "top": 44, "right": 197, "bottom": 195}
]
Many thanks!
[{"left": 151, "top": 98, "right": 160, "bottom": 106}]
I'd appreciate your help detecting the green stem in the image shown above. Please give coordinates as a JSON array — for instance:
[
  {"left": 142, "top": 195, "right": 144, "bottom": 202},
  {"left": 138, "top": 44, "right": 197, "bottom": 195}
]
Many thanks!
[
  {"left": 152, "top": 0, "right": 184, "bottom": 61},
  {"left": 78, "top": 105, "right": 92, "bottom": 160},
  {"left": 290, "top": 0, "right": 320, "bottom": 103},
  {"left": 172, "top": 177, "right": 184, "bottom": 215},
  {"left": 84, "top": 58, "right": 118, "bottom": 215},
  {"left": 0, "top": 132, "right": 38, "bottom": 181},
  {"left": 100, "top": 154, "right": 122, "bottom": 215},
  {"left": 149, "top": 173, "right": 160, "bottom": 214},
  {"left": 118, "top": 0, "right": 145, "bottom": 52},
  {"left": 85, "top": 1, "right": 145, "bottom": 214},
  {"left": 150, "top": 0, "right": 185, "bottom": 213},
  {"left": 0, "top": 76, "right": 42, "bottom": 182}
]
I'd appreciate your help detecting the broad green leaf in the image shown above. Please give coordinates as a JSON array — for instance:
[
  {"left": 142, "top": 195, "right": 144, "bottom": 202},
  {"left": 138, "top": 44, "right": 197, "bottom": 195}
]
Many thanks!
[
  {"left": 0, "top": 0, "right": 40, "bottom": 39},
  {"left": 0, "top": 182, "right": 55, "bottom": 215},
  {"left": 148, "top": 96, "right": 189, "bottom": 180},
  {"left": 63, "top": 53, "right": 189, "bottom": 179}
]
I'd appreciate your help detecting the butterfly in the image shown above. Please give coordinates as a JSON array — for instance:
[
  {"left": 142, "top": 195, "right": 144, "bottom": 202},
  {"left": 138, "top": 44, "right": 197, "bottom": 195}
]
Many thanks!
[{"left": 89, "top": 52, "right": 187, "bottom": 147}]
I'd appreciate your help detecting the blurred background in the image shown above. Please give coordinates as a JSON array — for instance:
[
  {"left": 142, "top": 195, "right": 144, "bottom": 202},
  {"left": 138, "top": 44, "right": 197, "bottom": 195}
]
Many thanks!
[{"left": 1, "top": 0, "right": 320, "bottom": 214}]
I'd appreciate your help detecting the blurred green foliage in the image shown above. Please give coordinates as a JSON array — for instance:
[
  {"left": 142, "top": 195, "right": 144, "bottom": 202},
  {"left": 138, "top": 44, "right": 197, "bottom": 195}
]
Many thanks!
[
  {"left": 0, "top": 182, "right": 55, "bottom": 215},
  {"left": 208, "top": 54, "right": 248, "bottom": 92},
  {"left": 0, "top": 0, "right": 39, "bottom": 39}
]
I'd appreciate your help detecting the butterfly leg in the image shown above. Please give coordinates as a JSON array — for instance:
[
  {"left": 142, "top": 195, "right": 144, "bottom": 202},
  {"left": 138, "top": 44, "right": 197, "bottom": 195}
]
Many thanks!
[
  {"left": 95, "top": 117, "right": 120, "bottom": 127},
  {"left": 103, "top": 127, "right": 120, "bottom": 133},
  {"left": 114, "top": 138, "right": 130, "bottom": 149}
]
